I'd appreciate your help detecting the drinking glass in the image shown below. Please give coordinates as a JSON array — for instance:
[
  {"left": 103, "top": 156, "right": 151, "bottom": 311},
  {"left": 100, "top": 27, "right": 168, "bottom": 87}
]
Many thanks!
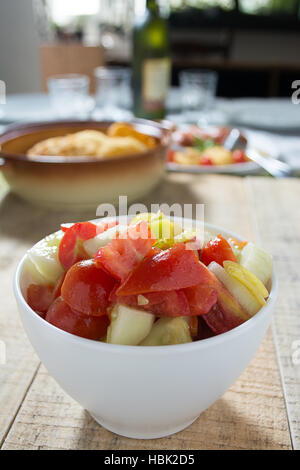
[
  {"left": 179, "top": 70, "right": 218, "bottom": 124},
  {"left": 93, "top": 66, "right": 132, "bottom": 120},
  {"left": 47, "top": 74, "right": 92, "bottom": 119}
]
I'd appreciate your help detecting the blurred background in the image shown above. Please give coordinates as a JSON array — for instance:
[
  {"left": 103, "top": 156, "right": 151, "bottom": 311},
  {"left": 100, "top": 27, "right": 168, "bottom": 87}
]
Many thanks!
[{"left": 1, "top": 0, "right": 299, "bottom": 97}]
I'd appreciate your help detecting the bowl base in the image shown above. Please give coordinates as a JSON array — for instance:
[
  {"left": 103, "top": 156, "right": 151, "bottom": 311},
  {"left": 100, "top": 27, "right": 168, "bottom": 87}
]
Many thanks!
[{"left": 89, "top": 413, "right": 199, "bottom": 440}]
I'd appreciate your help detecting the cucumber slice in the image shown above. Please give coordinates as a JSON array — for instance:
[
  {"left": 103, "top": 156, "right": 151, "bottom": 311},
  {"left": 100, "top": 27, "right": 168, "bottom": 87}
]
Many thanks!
[
  {"left": 208, "top": 261, "right": 262, "bottom": 316},
  {"left": 83, "top": 225, "right": 127, "bottom": 257},
  {"left": 141, "top": 317, "right": 192, "bottom": 346},
  {"left": 240, "top": 242, "right": 273, "bottom": 286},
  {"left": 24, "top": 231, "right": 64, "bottom": 285},
  {"left": 106, "top": 305, "right": 155, "bottom": 345}
]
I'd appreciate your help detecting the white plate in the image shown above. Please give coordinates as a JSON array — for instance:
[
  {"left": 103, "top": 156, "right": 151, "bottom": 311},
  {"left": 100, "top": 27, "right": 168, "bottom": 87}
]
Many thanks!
[
  {"left": 166, "top": 127, "right": 279, "bottom": 175},
  {"left": 167, "top": 160, "right": 259, "bottom": 175}
]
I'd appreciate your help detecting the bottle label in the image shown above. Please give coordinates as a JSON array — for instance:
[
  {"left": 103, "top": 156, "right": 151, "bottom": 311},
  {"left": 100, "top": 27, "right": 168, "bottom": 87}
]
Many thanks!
[{"left": 142, "top": 58, "right": 170, "bottom": 112}]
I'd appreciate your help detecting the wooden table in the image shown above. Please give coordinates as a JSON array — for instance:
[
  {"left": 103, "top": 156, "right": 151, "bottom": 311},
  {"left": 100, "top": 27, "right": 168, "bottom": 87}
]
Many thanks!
[{"left": 0, "top": 172, "right": 299, "bottom": 450}]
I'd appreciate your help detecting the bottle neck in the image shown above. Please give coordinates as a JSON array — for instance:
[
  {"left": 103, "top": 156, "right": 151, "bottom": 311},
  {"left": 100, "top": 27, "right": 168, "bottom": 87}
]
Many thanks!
[{"left": 146, "top": 0, "right": 159, "bottom": 15}]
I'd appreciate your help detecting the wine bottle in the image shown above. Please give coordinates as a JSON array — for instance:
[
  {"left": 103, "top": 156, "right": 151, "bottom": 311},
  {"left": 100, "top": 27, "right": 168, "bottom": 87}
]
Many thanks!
[{"left": 132, "top": 0, "right": 171, "bottom": 120}]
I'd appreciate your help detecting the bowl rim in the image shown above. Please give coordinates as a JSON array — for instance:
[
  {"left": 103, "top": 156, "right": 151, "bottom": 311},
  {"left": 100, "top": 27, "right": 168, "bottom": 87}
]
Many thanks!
[
  {"left": 14, "top": 218, "right": 278, "bottom": 355},
  {"left": 0, "top": 119, "right": 170, "bottom": 164}
]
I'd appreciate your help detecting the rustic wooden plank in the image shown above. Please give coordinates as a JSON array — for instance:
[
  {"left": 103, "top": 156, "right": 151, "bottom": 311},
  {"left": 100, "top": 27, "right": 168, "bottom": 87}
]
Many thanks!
[
  {"left": 0, "top": 188, "right": 99, "bottom": 446},
  {"left": 0, "top": 186, "right": 41, "bottom": 446},
  {"left": 245, "top": 176, "right": 300, "bottom": 450},
  {"left": 0, "top": 174, "right": 292, "bottom": 449}
]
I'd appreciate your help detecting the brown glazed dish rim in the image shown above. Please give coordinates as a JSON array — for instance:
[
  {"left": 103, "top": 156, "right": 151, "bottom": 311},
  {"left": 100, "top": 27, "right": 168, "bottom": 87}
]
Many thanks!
[{"left": 0, "top": 119, "right": 171, "bottom": 164}]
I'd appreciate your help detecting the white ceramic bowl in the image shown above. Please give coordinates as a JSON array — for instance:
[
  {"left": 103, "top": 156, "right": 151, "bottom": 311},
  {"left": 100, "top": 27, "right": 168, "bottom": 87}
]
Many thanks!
[{"left": 13, "top": 220, "right": 277, "bottom": 439}]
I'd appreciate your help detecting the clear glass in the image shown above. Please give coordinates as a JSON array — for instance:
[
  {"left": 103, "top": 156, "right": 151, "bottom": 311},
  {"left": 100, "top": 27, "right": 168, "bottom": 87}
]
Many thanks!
[
  {"left": 93, "top": 66, "right": 132, "bottom": 120},
  {"left": 47, "top": 74, "right": 92, "bottom": 119},
  {"left": 179, "top": 69, "right": 218, "bottom": 124}
]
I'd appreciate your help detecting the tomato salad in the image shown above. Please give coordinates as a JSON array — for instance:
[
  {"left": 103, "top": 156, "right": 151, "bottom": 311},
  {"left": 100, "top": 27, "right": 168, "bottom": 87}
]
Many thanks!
[
  {"left": 24, "top": 213, "right": 273, "bottom": 346},
  {"left": 169, "top": 126, "right": 249, "bottom": 167}
]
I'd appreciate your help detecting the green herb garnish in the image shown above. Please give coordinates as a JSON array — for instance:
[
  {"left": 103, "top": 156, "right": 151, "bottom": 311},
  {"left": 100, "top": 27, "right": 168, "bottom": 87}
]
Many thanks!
[{"left": 193, "top": 137, "right": 216, "bottom": 151}]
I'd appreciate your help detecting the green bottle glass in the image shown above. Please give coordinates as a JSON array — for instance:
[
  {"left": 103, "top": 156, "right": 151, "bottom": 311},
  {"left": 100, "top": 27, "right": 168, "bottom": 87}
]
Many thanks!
[{"left": 132, "top": 0, "right": 171, "bottom": 120}]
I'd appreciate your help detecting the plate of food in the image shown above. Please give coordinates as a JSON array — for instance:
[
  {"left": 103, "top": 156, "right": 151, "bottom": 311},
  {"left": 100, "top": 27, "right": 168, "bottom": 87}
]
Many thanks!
[
  {"left": 167, "top": 125, "right": 277, "bottom": 175},
  {"left": 0, "top": 120, "right": 169, "bottom": 210},
  {"left": 14, "top": 211, "right": 276, "bottom": 438}
]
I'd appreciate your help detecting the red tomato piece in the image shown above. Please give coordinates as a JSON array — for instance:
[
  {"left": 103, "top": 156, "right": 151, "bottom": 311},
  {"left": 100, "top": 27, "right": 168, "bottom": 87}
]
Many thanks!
[
  {"left": 117, "top": 243, "right": 212, "bottom": 296},
  {"left": 201, "top": 156, "right": 213, "bottom": 166},
  {"left": 201, "top": 235, "right": 237, "bottom": 267},
  {"left": 60, "top": 220, "right": 118, "bottom": 234},
  {"left": 46, "top": 297, "right": 109, "bottom": 340},
  {"left": 167, "top": 150, "right": 175, "bottom": 162},
  {"left": 183, "top": 284, "right": 218, "bottom": 316},
  {"left": 59, "top": 222, "right": 98, "bottom": 270},
  {"left": 27, "top": 274, "right": 64, "bottom": 315},
  {"left": 61, "top": 259, "right": 116, "bottom": 317},
  {"left": 112, "top": 290, "right": 191, "bottom": 317},
  {"left": 143, "top": 291, "right": 190, "bottom": 317},
  {"left": 96, "top": 219, "right": 119, "bottom": 235},
  {"left": 27, "top": 284, "right": 55, "bottom": 316},
  {"left": 232, "top": 149, "right": 247, "bottom": 164},
  {"left": 95, "top": 221, "right": 156, "bottom": 282},
  {"left": 61, "top": 223, "right": 73, "bottom": 233},
  {"left": 202, "top": 303, "right": 244, "bottom": 336}
]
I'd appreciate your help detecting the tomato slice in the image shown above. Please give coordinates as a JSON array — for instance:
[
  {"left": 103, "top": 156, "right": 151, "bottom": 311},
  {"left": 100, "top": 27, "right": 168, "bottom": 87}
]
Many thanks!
[
  {"left": 232, "top": 149, "right": 247, "bottom": 164},
  {"left": 61, "top": 259, "right": 116, "bottom": 317},
  {"left": 27, "top": 284, "right": 55, "bottom": 316},
  {"left": 201, "top": 235, "right": 237, "bottom": 267},
  {"left": 60, "top": 220, "right": 118, "bottom": 234},
  {"left": 183, "top": 284, "right": 218, "bottom": 316},
  {"left": 46, "top": 297, "right": 109, "bottom": 340},
  {"left": 59, "top": 222, "right": 98, "bottom": 270},
  {"left": 167, "top": 150, "right": 175, "bottom": 163},
  {"left": 27, "top": 275, "right": 64, "bottom": 315},
  {"left": 112, "top": 290, "right": 191, "bottom": 317},
  {"left": 60, "top": 223, "right": 73, "bottom": 233},
  {"left": 117, "top": 243, "right": 212, "bottom": 296},
  {"left": 95, "top": 221, "right": 156, "bottom": 282},
  {"left": 201, "top": 156, "right": 213, "bottom": 166},
  {"left": 202, "top": 303, "right": 244, "bottom": 335},
  {"left": 96, "top": 219, "right": 119, "bottom": 235}
]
